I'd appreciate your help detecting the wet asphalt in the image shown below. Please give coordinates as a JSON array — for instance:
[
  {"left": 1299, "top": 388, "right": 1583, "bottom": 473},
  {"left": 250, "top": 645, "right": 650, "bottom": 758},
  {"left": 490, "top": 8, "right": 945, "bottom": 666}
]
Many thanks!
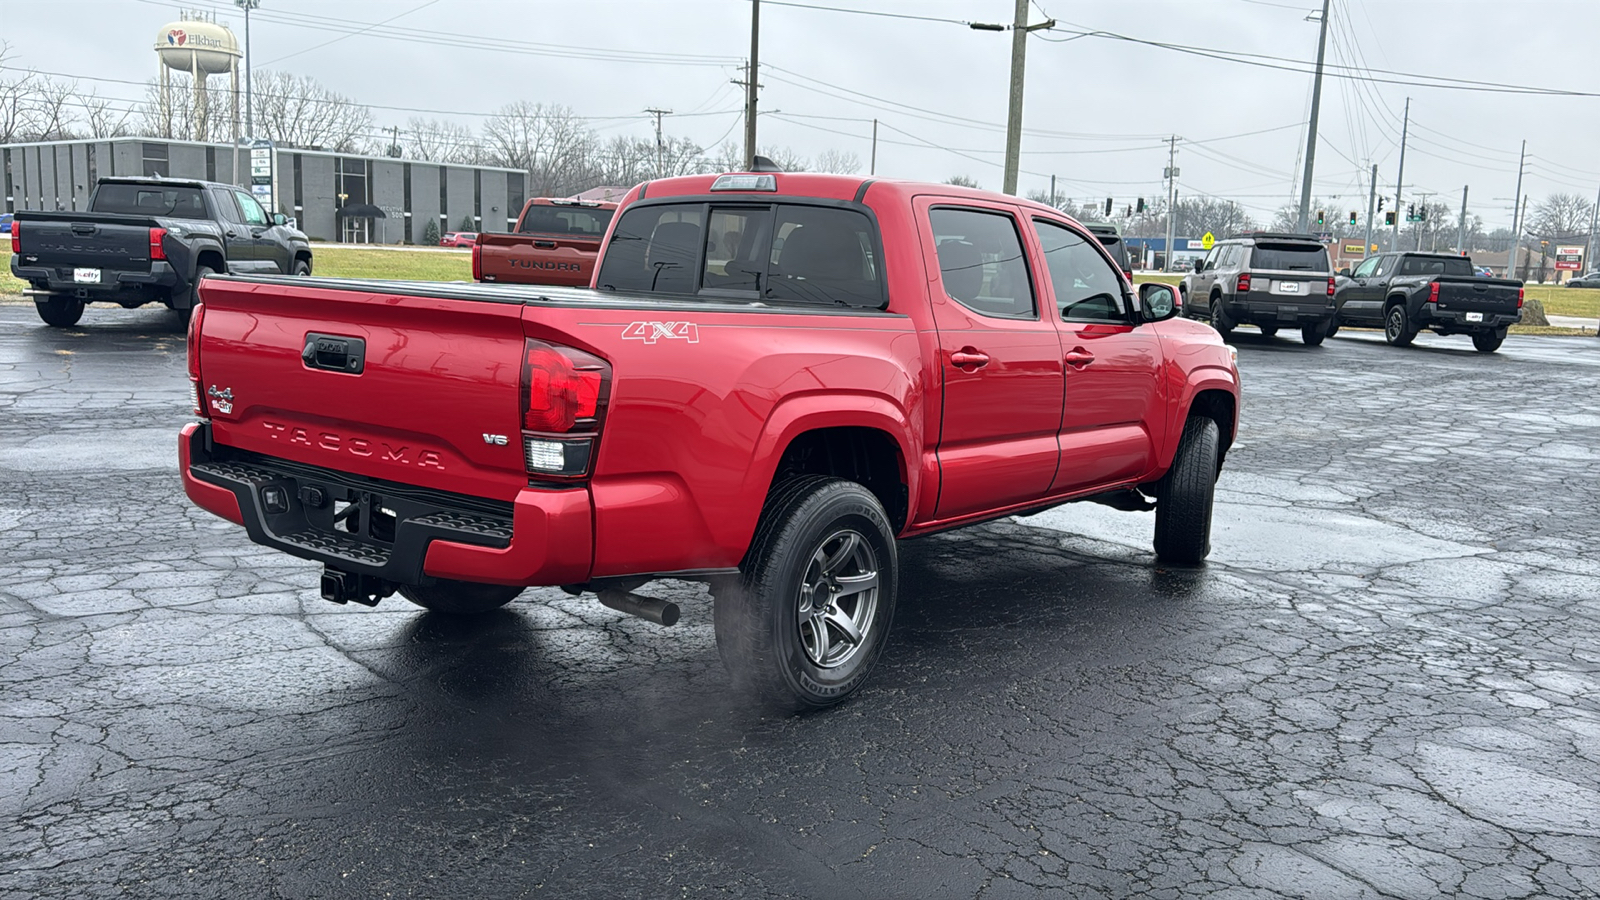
[{"left": 2, "top": 304, "right": 1598, "bottom": 899}]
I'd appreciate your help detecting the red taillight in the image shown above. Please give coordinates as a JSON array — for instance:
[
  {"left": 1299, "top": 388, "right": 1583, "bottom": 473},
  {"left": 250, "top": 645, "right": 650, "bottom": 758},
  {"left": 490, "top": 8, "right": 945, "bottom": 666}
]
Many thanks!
[
  {"left": 10, "top": 220, "right": 19, "bottom": 254},
  {"left": 1236, "top": 273, "right": 1252, "bottom": 293},
  {"left": 187, "top": 303, "right": 207, "bottom": 416},
  {"left": 1427, "top": 282, "right": 1439, "bottom": 303},
  {"left": 1517, "top": 287, "right": 1524, "bottom": 309},
  {"left": 521, "top": 338, "right": 610, "bottom": 477},
  {"left": 149, "top": 227, "right": 167, "bottom": 261},
  {"left": 471, "top": 240, "right": 481, "bottom": 281},
  {"left": 1327, "top": 277, "right": 1336, "bottom": 297}
]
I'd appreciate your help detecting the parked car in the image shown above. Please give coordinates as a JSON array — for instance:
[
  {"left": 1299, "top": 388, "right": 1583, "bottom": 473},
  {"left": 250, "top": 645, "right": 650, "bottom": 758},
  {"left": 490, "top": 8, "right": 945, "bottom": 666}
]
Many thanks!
[
  {"left": 1084, "top": 222, "right": 1133, "bottom": 283},
  {"left": 473, "top": 198, "right": 618, "bottom": 287},
  {"left": 180, "top": 170, "right": 1240, "bottom": 709},
  {"left": 440, "top": 231, "right": 478, "bottom": 248},
  {"left": 1179, "top": 232, "right": 1336, "bottom": 345},
  {"left": 1333, "top": 252, "right": 1522, "bottom": 352},
  {"left": 1566, "top": 271, "right": 1600, "bottom": 289},
  {"left": 1475, "top": 266, "right": 1495, "bottom": 278},
  {"left": 10, "top": 177, "right": 311, "bottom": 328},
  {"left": 0, "top": 213, "right": 12, "bottom": 234}
]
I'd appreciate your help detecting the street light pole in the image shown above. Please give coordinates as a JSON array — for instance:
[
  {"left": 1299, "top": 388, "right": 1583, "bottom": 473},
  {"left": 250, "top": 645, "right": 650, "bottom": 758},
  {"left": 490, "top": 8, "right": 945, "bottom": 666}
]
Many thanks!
[
  {"left": 235, "top": 0, "right": 260, "bottom": 139},
  {"left": 1392, "top": 97, "right": 1409, "bottom": 251},
  {"left": 1363, "top": 163, "right": 1377, "bottom": 259},
  {"left": 1506, "top": 140, "right": 1527, "bottom": 277},
  {"left": 1296, "top": 0, "right": 1331, "bottom": 232}
]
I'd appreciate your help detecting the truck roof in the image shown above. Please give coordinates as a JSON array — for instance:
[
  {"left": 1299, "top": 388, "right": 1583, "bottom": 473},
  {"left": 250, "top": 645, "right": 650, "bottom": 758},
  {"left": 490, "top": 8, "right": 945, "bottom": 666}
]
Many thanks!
[{"left": 97, "top": 176, "right": 235, "bottom": 190}]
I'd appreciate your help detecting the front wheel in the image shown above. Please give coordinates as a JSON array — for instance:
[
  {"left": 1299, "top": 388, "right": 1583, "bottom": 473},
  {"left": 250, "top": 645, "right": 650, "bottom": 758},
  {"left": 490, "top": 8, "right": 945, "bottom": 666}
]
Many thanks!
[
  {"left": 713, "top": 476, "right": 898, "bottom": 711},
  {"left": 399, "top": 579, "right": 523, "bottom": 615},
  {"left": 1384, "top": 304, "right": 1417, "bottom": 347},
  {"left": 1154, "top": 416, "right": 1220, "bottom": 565},
  {"left": 35, "top": 295, "right": 85, "bottom": 328},
  {"left": 291, "top": 259, "right": 311, "bottom": 277},
  {"left": 1301, "top": 322, "right": 1326, "bottom": 346},
  {"left": 1210, "top": 297, "right": 1234, "bottom": 337},
  {"left": 1472, "top": 329, "right": 1506, "bottom": 353}
]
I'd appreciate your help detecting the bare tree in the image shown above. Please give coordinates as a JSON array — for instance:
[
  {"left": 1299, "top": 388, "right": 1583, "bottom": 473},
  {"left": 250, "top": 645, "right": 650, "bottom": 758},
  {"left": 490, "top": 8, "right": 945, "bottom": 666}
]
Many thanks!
[
  {"left": 710, "top": 142, "right": 745, "bottom": 172},
  {"left": 812, "top": 149, "right": 861, "bottom": 174},
  {"left": 25, "top": 76, "right": 79, "bottom": 141},
  {"left": 251, "top": 70, "right": 372, "bottom": 152},
  {"left": 945, "top": 175, "right": 980, "bottom": 189},
  {"left": 137, "top": 71, "right": 233, "bottom": 141},
  {"left": 761, "top": 146, "right": 809, "bottom": 172},
  {"left": 480, "top": 101, "right": 596, "bottom": 196},
  {"left": 78, "top": 89, "right": 133, "bottom": 139},
  {"left": 1529, "top": 193, "right": 1594, "bottom": 241},
  {"left": 404, "top": 117, "right": 477, "bottom": 163},
  {"left": 1175, "top": 197, "right": 1253, "bottom": 239}
]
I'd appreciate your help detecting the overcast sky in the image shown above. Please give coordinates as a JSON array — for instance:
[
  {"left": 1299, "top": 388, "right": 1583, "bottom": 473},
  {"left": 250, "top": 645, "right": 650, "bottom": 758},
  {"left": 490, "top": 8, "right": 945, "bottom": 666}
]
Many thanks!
[{"left": 6, "top": 0, "right": 1598, "bottom": 230}]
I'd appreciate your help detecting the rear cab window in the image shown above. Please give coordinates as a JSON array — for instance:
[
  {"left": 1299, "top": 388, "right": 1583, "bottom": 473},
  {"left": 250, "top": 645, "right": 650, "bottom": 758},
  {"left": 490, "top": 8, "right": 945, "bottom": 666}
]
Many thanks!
[
  {"left": 595, "top": 200, "right": 885, "bottom": 308},
  {"left": 519, "top": 205, "right": 615, "bottom": 236},
  {"left": 1249, "top": 242, "right": 1330, "bottom": 272},
  {"left": 91, "top": 184, "right": 210, "bottom": 219},
  {"left": 1399, "top": 255, "right": 1472, "bottom": 277}
]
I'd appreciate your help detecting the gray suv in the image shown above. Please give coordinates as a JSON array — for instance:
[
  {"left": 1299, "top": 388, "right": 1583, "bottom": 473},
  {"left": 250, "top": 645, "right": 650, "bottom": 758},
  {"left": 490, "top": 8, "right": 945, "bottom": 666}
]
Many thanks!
[{"left": 1179, "top": 232, "right": 1336, "bottom": 345}]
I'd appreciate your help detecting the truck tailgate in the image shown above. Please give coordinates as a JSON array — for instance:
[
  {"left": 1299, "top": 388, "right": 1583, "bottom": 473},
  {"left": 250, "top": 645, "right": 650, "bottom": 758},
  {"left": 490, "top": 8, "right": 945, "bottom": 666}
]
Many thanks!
[
  {"left": 196, "top": 277, "right": 531, "bottom": 501},
  {"left": 476, "top": 231, "right": 600, "bottom": 287},
  {"left": 1435, "top": 276, "right": 1520, "bottom": 314},
  {"left": 21, "top": 217, "right": 151, "bottom": 273}
]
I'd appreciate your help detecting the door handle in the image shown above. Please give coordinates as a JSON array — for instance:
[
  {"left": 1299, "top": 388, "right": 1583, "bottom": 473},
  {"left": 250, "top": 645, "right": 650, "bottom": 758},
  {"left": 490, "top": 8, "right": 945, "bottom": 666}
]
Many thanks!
[
  {"left": 1064, "top": 349, "right": 1095, "bottom": 368},
  {"left": 950, "top": 348, "right": 990, "bottom": 370}
]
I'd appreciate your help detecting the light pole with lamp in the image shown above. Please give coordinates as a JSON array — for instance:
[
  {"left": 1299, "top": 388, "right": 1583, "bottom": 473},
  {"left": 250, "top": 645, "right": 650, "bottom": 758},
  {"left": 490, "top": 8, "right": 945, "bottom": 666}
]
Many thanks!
[{"left": 234, "top": 0, "right": 260, "bottom": 140}]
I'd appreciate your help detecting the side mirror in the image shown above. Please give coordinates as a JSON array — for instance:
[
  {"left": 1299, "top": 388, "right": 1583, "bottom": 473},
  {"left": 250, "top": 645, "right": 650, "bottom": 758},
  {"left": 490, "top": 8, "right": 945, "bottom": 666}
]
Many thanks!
[
  {"left": 1139, "top": 283, "right": 1178, "bottom": 322},
  {"left": 1337, "top": 267, "right": 1352, "bottom": 278},
  {"left": 272, "top": 213, "right": 287, "bottom": 226}
]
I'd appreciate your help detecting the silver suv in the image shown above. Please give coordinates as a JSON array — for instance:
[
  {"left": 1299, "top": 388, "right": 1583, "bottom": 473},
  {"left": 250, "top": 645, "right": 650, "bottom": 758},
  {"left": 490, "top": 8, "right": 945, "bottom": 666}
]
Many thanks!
[{"left": 1179, "top": 232, "right": 1336, "bottom": 346}]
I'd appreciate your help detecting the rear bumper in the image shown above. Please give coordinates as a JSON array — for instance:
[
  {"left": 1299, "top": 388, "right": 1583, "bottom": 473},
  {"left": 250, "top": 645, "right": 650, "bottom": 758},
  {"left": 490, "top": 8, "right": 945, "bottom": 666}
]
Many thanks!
[
  {"left": 1226, "top": 294, "right": 1335, "bottom": 325},
  {"left": 1419, "top": 307, "right": 1519, "bottom": 331},
  {"left": 179, "top": 423, "right": 592, "bottom": 587},
  {"left": 11, "top": 258, "right": 181, "bottom": 298}
]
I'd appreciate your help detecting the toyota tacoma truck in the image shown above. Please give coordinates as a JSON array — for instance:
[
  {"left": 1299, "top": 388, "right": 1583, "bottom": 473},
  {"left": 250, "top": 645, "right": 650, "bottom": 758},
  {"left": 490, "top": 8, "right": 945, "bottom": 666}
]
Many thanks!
[
  {"left": 10, "top": 177, "right": 312, "bottom": 328},
  {"left": 472, "top": 197, "right": 618, "bottom": 287},
  {"left": 1331, "top": 251, "right": 1523, "bottom": 351},
  {"left": 180, "top": 171, "right": 1240, "bottom": 709}
]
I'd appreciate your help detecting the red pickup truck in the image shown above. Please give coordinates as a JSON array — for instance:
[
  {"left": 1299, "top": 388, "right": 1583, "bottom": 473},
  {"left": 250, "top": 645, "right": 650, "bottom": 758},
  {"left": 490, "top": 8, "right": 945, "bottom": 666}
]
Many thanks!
[
  {"left": 472, "top": 197, "right": 617, "bottom": 287},
  {"left": 180, "top": 171, "right": 1239, "bottom": 709}
]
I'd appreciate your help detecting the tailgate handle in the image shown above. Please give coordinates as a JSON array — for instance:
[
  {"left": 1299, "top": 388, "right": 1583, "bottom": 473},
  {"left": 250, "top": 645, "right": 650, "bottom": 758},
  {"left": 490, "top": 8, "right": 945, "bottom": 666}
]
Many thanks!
[
  {"left": 70, "top": 223, "right": 96, "bottom": 235},
  {"left": 301, "top": 333, "right": 366, "bottom": 374},
  {"left": 533, "top": 240, "right": 557, "bottom": 249}
]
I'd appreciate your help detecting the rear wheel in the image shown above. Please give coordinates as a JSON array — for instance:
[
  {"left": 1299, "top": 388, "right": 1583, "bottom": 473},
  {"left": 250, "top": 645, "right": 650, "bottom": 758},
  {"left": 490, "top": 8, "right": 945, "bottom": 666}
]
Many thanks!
[
  {"left": 35, "top": 295, "right": 85, "bottom": 328},
  {"left": 1258, "top": 325, "right": 1279, "bottom": 337},
  {"left": 1472, "top": 329, "right": 1506, "bottom": 353},
  {"left": 1384, "top": 304, "right": 1417, "bottom": 347},
  {"left": 713, "top": 476, "right": 898, "bottom": 711},
  {"left": 1154, "top": 416, "right": 1220, "bottom": 565},
  {"left": 399, "top": 579, "right": 523, "bottom": 615},
  {"left": 291, "top": 259, "right": 311, "bottom": 277},
  {"left": 1301, "top": 322, "right": 1326, "bottom": 346},
  {"left": 1210, "top": 295, "right": 1234, "bottom": 337},
  {"left": 1325, "top": 319, "right": 1340, "bottom": 338}
]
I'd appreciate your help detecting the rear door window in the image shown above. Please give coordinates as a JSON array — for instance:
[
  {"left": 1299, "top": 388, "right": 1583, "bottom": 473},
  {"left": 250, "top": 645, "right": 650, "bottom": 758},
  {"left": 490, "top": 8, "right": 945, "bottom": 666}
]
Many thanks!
[
  {"left": 1250, "top": 242, "right": 1330, "bottom": 271},
  {"left": 594, "top": 203, "right": 705, "bottom": 293},
  {"left": 929, "top": 207, "right": 1036, "bottom": 319}
]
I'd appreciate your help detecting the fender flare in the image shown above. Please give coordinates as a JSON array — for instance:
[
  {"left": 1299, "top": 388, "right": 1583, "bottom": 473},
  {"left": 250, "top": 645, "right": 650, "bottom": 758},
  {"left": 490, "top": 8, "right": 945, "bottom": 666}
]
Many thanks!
[{"left": 1160, "top": 366, "right": 1239, "bottom": 468}]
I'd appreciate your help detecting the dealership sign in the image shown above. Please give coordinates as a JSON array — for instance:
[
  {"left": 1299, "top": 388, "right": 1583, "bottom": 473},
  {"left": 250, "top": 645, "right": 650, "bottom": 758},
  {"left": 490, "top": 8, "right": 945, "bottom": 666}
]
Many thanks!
[{"left": 1555, "top": 246, "right": 1584, "bottom": 270}]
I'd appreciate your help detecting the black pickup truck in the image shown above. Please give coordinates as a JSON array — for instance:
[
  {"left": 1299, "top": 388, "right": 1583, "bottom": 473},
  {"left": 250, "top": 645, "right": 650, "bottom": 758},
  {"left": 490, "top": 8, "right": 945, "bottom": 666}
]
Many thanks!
[
  {"left": 1332, "top": 252, "right": 1523, "bottom": 352},
  {"left": 10, "top": 177, "right": 312, "bottom": 328}
]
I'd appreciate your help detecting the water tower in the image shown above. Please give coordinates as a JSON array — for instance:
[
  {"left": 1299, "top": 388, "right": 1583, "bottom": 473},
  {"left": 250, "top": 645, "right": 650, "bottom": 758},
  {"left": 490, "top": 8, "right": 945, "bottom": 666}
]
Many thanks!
[{"left": 154, "top": 10, "right": 241, "bottom": 143}]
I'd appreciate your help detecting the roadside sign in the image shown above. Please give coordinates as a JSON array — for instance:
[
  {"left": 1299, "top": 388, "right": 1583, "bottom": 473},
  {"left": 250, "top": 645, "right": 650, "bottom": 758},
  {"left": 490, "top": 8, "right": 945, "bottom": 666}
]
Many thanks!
[
  {"left": 1343, "top": 243, "right": 1365, "bottom": 255},
  {"left": 1200, "top": 232, "right": 1214, "bottom": 250},
  {"left": 1555, "top": 246, "right": 1584, "bottom": 270},
  {"left": 1316, "top": 231, "right": 1334, "bottom": 243},
  {"left": 248, "top": 139, "right": 276, "bottom": 214}
]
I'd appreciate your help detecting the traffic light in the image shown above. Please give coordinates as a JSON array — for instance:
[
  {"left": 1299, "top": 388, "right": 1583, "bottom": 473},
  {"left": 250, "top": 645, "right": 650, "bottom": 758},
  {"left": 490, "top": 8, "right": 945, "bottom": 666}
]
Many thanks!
[
  {"left": 1136, "top": 197, "right": 1146, "bottom": 213},
  {"left": 1105, "top": 197, "right": 1113, "bottom": 215},
  {"left": 1417, "top": 206, "right": 1426, "bottom": 222},
  {"left": 1407, "top": 203, "right": 1416, "bottom": 222},
  {"left": 1316, "top": 210, "right": 1325, "bottom": 226},
  {"left": 1377, "top": 197, "right": 1385, "bottom": 213},
  {"left": 1385, "top": 211, "right": 1396, "bottom": 226},
  {"left": 1348, "top": 211, "right": 1357, "bottom": 226}
]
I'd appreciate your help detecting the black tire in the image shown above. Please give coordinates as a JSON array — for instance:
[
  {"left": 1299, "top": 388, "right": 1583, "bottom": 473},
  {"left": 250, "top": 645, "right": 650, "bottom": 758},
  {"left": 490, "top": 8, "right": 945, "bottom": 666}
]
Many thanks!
[
  {"left": 1210, "top": 295, "right": 1234, "bottom": 337},
  {"left": 1301, "top": 322, "right": 1326, "bottom": 346},
  {"left": 1153, "top": 416, "right": 1219, "bottom": 565},
  {"left": 35, "top": 295, "right": 85, "bottom": 328},
  {"left": 713, "top": 475, "right": 898, "bottom": 711},
  {"left": 1325, "top": 319, "right": 1340, "bottom": 338},
  {"left": 1258, "top": 325, "right": 1279, "bottom": 337},
  {"left": 1384, "top": 304, "right": 1417, "bottom": 347},
  {"left": 179, "top": 264, "right": 217, "bottom": 316},
  {"left": 1472, "top": 329, "right": 1506, "bottom": 353},
  {"left": 292, "top": 259, "right": 311, "bottom": 276},
  {"left": 399, "top": 579, "right": 523, "bottom": 615}
]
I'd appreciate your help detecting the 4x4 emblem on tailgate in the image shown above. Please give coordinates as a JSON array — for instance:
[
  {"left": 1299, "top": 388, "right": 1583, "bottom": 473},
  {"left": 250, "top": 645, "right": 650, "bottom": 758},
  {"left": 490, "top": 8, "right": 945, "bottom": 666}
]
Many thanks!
[{"left": 207, "top": 385, "right": 233, "bottom": 415}]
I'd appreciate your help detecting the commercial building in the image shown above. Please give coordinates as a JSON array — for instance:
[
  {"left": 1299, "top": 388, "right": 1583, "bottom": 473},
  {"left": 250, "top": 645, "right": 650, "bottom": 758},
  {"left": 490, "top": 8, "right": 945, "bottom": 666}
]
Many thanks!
[{"left": 1, "top": 137, "right": 526, "bottom": 244}]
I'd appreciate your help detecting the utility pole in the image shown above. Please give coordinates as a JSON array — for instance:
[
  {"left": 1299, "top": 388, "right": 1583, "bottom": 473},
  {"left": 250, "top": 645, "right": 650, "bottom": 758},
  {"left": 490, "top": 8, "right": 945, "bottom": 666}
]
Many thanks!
[
  {"left": 1392, "top": 97, "right": 1409, "bottom": 251},
  {"left": 1296, "top": 0, "right": 1332, "bottom": 232},
  {"left": 1415, "top": 191, "right": 1433, "bottom": 251},
  {"left": 1586, "top": 183, "right": 1600, "bottom": 275},
  {"left": 1456, "top": 186, "right": 1469, "bottom": 254},
  {"left": 235, "top": 0, "right": 260, "bottom": 139},
  {"left": 999, "top": 0, "right": 1054, "bottom": 195},
  {"left": 1363, "top": 163, "right": 1377, "bottom": 259},
  {"left": 1164, "top": 136, "right": 1180, "bottom": 272},
  {"left": 1506, "top": 139, "right": 1527, "bottom": 277},
  {"left": 1049, "top": 174, "right": 1057, "bottom": 209},
  {"left": 870, "top": 118, "right": 878, "bottom": 176},
  {"left": 645, "top": 108, "right": 672, "bottom": 177},
  {"left": 743, "top": 0, "right": 760, "bottom": 170}
]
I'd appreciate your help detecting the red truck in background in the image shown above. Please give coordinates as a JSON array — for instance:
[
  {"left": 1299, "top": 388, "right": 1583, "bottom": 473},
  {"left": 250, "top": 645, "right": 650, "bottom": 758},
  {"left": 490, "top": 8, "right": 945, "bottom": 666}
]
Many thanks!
[
  {"left": 180, "top": 170, "right": 1240, "bottom": 710},
  {"left": 472, "top": 197, "right": 618, "bottom": 286}
]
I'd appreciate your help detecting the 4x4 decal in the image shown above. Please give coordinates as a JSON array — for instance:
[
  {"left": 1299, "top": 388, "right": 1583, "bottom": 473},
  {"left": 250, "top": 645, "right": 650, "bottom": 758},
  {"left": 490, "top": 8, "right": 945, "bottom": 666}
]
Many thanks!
[{"left": 621, "top": 321, "right": 700, "bottom": 344}]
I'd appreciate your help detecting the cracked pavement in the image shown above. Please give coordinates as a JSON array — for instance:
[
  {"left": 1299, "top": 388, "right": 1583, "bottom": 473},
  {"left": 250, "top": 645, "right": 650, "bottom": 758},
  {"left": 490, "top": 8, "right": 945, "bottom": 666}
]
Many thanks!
[{"left": 1, "top": 305, "right": 1598, "bottom": 899}]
